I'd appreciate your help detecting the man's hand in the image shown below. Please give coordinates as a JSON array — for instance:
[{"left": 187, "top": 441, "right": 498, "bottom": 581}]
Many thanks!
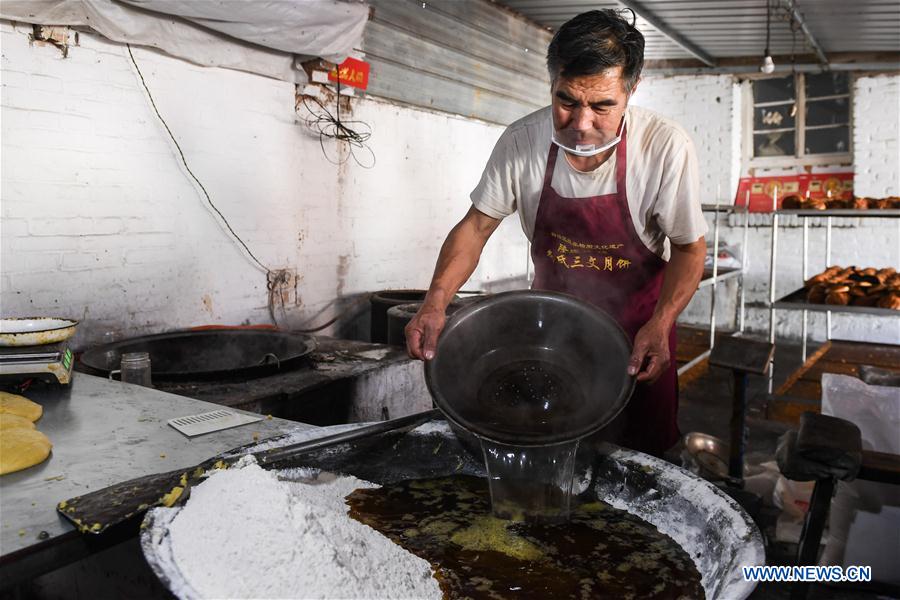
[
  {"left": 627, "top": 317, "right": 672, "bottom": 383},
  {"left": 405, "top": 305, "right": 446, "bottom": 360},
  {"left": 404, "top": 206, "right": 502, "bottom": 361},
  {"left": 626, "top": 237, "right": 705, "bottom": 382}
]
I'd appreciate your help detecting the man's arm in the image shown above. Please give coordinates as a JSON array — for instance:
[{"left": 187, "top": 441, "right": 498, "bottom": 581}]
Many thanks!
[
  {"left": 406, "top": 206, "right": 502, "bottom": 360},
  {"left": 628, "top": 237, "right": 706, "bottom": 382}
]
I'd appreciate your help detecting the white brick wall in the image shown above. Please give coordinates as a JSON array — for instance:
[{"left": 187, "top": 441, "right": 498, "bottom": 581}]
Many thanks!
[
  {"left": 633, "top": 73, "right": 899, "bottom": 344},
  {"left": 853, "top": 74, "right": 900, "bottom": 197},
  {"left": 1, "top": 24, "right": 527, "bottom": 347},
  {"left": 632, "top": 74, "right": 742, "bottom": 202}
]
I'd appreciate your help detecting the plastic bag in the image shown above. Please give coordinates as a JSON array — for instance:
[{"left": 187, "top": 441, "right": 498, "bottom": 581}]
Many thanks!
[
  {"left": 820, "top": 374, "right": 900, "bottom": 584},
  {"left": 704, "top": 242, "right": 742, "bottom": 270}
]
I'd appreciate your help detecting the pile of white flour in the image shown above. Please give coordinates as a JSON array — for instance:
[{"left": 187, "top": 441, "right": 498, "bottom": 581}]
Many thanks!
[{"left": 166, "top": 457, "right": 442, "bottom": 599}]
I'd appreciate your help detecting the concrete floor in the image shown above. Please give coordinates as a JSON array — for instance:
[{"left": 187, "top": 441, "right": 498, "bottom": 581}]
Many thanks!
[{"left": 676, "top": 336, "right": 807, "bottom": 466}]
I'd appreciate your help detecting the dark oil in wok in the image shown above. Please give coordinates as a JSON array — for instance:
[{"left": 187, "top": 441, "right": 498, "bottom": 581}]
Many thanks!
[
  {"left": 476, "top": 359, "right": 584, "bottom": 521},
  {"left": 346, "top": 475, "right": 705, "bottom": 600}
]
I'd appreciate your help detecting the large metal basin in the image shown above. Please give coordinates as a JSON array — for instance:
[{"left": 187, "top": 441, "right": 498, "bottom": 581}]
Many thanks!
[
  {"left": 141, "top": 420, "right": 763, "bottom": 600},
  {"left": 425, "top": 290, "right": 634, "bottom": 445},
  {"left": 0, "top": 317, "right": 78, "bottom": 346}
]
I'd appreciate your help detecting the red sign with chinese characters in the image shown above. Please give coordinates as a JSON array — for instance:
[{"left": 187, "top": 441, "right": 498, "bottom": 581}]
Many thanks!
[
  {"left": 328, "top": 57, "right": 370, "bottom": 90},
  {"left": 734, "top": 172, "right": 854, "bottom": 212}
]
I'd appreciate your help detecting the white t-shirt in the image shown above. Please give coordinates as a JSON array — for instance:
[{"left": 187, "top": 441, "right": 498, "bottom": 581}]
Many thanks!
[{"left": 470, "top": 105, "right": 707, "bottom": 260}]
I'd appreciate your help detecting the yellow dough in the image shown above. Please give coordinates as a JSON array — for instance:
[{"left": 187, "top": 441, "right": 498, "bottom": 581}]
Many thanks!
[
  {"left": 0, "top": 414, "right": 35, "bottom": 430},
  {"left": 1, "top": 428, "right": 52, "bottom": 475},
  {"left": 0, "top": 392, "right": 42, "bottom": 422}
]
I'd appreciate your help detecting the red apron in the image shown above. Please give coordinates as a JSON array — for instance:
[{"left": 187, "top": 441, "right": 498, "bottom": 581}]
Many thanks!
[{"left": 530, "top": 124, "right": 679, "bottom": 457}]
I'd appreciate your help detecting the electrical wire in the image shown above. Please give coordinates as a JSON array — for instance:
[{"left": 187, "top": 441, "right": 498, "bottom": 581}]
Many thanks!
[
  {"left": 789, "top": 12, "right": 799, "bottom": 116},
  {"left": 299, "top": 79, "right": 375, "bottom": 168},
  {"left": 129, "top": 44, "right": 293, "bottom": 330},
  {"left": 129, "top": 44, "right": 367, "bottom": 334},
  {"left": 290, "top": 78, "right": 376, "bottom": 327},
  {"left": 291, "top": 294, "right": 374, "bottom": 333},
  {"left": 267, "top": 270, "right": 291, "bottom": 325},
  {"left": 126, "top": 44, "right": 271, "bottom": 275}
]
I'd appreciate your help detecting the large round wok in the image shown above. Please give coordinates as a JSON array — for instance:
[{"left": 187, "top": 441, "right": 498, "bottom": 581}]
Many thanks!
[
  {"left": 140, "top": 420, "right": 764, "bottom": 600},
  {"left": 79, "top": 329, "right": 316, "bottom": 381}
]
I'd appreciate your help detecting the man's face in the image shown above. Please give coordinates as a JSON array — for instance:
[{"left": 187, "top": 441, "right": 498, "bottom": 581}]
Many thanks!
[{"left": 551, "top": 66, "right": 634, "bottom": 151}]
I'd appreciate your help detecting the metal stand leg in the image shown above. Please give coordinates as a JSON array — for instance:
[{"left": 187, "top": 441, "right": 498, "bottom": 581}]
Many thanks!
[
  {"left": 826, "top": 216, "right": 833, "bottom": 341},
  {"left": 791, "top": 478, "right": 836, "bottom": 600},
  {"left": 768, "top": 193, "right": 779, "bottom": 393},
  {"left": 802, "top": 217, "right": 809, "bottom": 362},
  {"left": 729, "top": 371, "right": 748, "bottom": 480},
  {"left": 710, "top": 203, "right": 721, "bottom": 349},
  {"left": 740, "top": 200, "right": 749, "bottom": 334},
  {"left": 526, "top": 241, "right": 533, "bottom": 283}
]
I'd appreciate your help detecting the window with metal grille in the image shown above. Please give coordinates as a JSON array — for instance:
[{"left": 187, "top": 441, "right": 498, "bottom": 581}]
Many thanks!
[{"left": 746, "top": 72, "right": 851, "bottom": 166}]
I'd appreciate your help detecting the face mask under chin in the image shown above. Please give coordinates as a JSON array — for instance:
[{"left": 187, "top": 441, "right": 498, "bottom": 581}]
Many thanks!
[{"left": 551, "top": 114, "right": 626, "bottom": 157}]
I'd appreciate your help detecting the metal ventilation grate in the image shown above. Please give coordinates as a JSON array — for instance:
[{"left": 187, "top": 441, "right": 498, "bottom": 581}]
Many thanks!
[{"left": 168, "top": 409, "right": 263, "bottom": 437}]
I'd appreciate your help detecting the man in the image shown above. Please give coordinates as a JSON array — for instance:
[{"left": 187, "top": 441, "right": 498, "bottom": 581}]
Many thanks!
[{"left": 405, "top": 10, "right": 707, "bottom": 458}]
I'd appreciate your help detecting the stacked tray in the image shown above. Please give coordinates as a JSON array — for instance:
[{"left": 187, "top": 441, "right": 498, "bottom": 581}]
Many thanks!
[{"left": 775, "top": 265, "right": 900, "bottom": 316}]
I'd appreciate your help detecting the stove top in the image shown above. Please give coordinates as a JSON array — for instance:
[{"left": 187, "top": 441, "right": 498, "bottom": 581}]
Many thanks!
[{"left": 74, "top": 338, "right": 416, "bottom": 424}]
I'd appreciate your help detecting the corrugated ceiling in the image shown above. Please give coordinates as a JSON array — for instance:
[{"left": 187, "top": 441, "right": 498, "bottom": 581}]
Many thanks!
[
  {"left": 495, "top": 0, "right": 900, "bottom": 63},
  {"left": 360, "top": 0, "right": 897, "bottom": 125},
  {"left": 363, "top": 0, "right": 553, "bottom": 124}
]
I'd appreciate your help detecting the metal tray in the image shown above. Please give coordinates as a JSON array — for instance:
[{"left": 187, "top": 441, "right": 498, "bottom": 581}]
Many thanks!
[
  {"left": 698, "top": 266, "right": 742, "bottom": 288},
  {"left": 774, "top": 208, "right": 900, "bottom": 218},
  {"left": 140, "top": 421, "right": 763, "bottom": 600},
  {"left": 773, "top": 288, "right": 900, "bottom": 317},
  {"left": 701, "top": 203, "right": 747, "bottom": 214}
]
